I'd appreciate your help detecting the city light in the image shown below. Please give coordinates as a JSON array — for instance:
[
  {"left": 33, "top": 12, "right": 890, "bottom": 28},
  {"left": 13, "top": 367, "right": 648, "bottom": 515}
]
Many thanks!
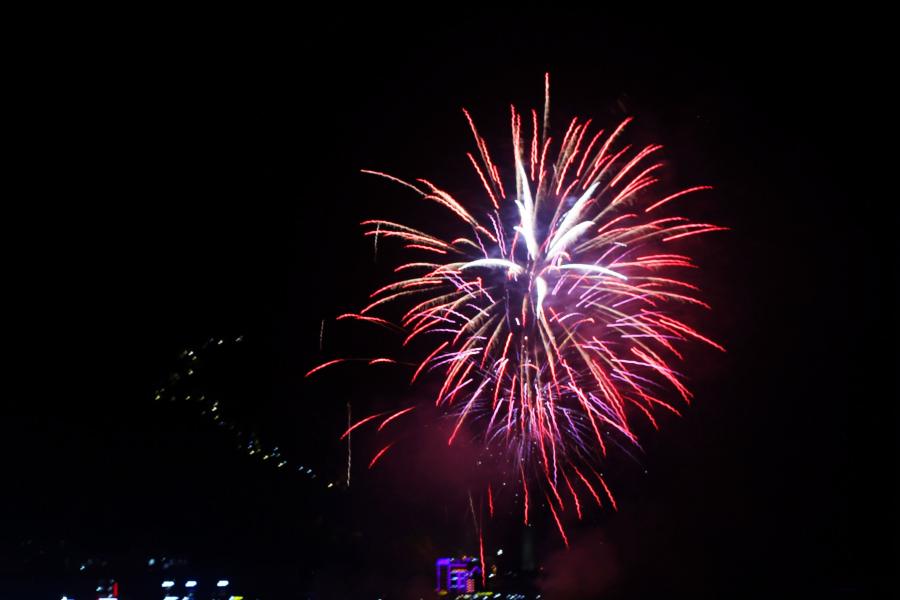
[
  {"left": 185, "top": 580, "right": 197, "bottom": 587},
  {"left": 217, "top": 580, "right": 229, "bottom": 587},
  {"left": 162, "top": 581, "right": 175, "bottom": 588}
]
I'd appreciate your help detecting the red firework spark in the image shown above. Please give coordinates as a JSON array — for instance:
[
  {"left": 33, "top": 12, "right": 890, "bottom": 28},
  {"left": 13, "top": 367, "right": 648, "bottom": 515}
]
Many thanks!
[{"left": 307, "top": 75, "right": 725, "bottom": 525}]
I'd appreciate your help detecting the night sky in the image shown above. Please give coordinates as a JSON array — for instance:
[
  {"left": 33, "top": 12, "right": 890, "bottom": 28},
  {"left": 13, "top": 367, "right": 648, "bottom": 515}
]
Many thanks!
[{"left": 2, "top": 10, "right": 891, "bottom": 600}]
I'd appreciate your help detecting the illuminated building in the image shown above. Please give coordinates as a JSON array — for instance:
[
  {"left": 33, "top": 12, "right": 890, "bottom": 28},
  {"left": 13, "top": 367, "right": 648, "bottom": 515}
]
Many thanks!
[{"left": 436, "top": 558, "right": 481, "bottom": 593}]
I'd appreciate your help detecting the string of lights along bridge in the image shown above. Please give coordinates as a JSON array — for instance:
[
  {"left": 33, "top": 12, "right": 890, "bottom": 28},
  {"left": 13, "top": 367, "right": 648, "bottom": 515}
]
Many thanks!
[{"left": 152, "top": 335, "right": 340, "bottom": 491}]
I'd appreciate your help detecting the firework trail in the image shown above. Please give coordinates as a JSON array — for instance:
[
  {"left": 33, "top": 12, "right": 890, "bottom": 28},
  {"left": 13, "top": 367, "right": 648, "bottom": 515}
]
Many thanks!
[
  {"left": 468, "top": 491, "right": 487, "bottom": 587},
  {"left": 347, "top": 401, "right": 351, "bottom": 486},
  {"left": 309, "top": 76, "right": 725, "bottom": 528}
]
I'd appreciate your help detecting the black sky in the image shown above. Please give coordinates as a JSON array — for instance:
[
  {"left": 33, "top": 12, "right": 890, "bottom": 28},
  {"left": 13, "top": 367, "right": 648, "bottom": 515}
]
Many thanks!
[{"left": 2, "top": 9, "right": 891, "bottom": 599}]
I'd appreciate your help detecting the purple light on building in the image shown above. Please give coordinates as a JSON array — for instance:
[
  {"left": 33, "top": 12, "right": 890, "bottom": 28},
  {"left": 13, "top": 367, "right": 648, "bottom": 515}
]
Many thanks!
[{"left": 436, "top": 558, "right": 481, "bottom": 593}]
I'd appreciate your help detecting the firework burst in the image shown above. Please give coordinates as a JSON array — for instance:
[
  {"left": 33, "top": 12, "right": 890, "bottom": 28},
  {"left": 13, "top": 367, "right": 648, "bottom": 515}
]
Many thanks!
[{"left": 308, "top": 75, "right": 725, "bottom": 538}]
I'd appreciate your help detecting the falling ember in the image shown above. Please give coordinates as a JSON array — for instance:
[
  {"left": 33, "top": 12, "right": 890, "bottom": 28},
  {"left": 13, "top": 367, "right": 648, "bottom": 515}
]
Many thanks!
[{"left": 319, "top": 75, "right": 725, "bottom": 521}]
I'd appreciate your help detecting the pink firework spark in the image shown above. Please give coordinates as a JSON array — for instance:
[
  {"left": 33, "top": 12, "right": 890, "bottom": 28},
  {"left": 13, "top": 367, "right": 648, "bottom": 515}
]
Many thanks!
[{"left": 309, "top": 75, "right": 725, "bottom": 522}]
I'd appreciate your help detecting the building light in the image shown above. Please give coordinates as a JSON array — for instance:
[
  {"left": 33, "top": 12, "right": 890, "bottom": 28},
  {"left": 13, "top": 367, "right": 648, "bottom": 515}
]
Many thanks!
[
  {"left": 217, "top": 580, "right": 229, "bottom": 587},
  {"left": 185, "top": 581, "right": 197, "bottom": 587},
  {"left": 162, "top": 581, "right": 175, "bottom": 588}
]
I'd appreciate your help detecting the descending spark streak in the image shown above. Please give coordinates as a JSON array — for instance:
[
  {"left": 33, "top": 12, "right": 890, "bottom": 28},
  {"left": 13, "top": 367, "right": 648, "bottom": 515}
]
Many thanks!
[
  {"left": 645, "top": 186, "right": 714, "bottom": 212},
  {"left": 374, "top": 222, "right": 380, "bottom": 263},
  {"left": 378, "top": 407, "right": 417, "bottom": 430},
  {"left": 573, "top": 466, "right": 603, "bottom": 507},
  {"left": 654, "top": 314, "right": 726, "bottom": 352},
  {"left": 341, "top": 412, "right": 391, "bottom": 439},
  {"left": 368, "top": 442, "right": 395, "bottom": 468},
  {"left": 663, "top": 226, "right": 729, "bottom": 242},
  {"left": 478, "top": 516, "right": 486, "bottom": 586},
  {"left": 468, "top": 152, "right": 500, "bottom": 210},
  {"left": 531, "top": 110, "right": 539, "bottom": 180},
  {"left": 546, "top": 491, "right": 569, "bottom": 547},
  {"left": 563, "top": 472, "right": 582, "bottom": 519},
  {"left": 596, "top": 471, "right": 618, "bottom": 511},
  {"left": 334, "top": 75, "right": 724, "bottom": 522},
  {"left": 521, "top": 463, "right": 529, "bottom": 525},
  {"left": 409, "top": 342, "right": 450, "bottom": 385},
  {"left": 347, "top": 402, "right": 351, "bottom": 486},
  {"left": 305, "top": 359, "right": 348, "bottom": 378},
  {"left": 359, "top": 170, "right": 423, "bottom": 193},
  {"left": 465, "top": 491, "right": 487, "bottom": 588}
]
